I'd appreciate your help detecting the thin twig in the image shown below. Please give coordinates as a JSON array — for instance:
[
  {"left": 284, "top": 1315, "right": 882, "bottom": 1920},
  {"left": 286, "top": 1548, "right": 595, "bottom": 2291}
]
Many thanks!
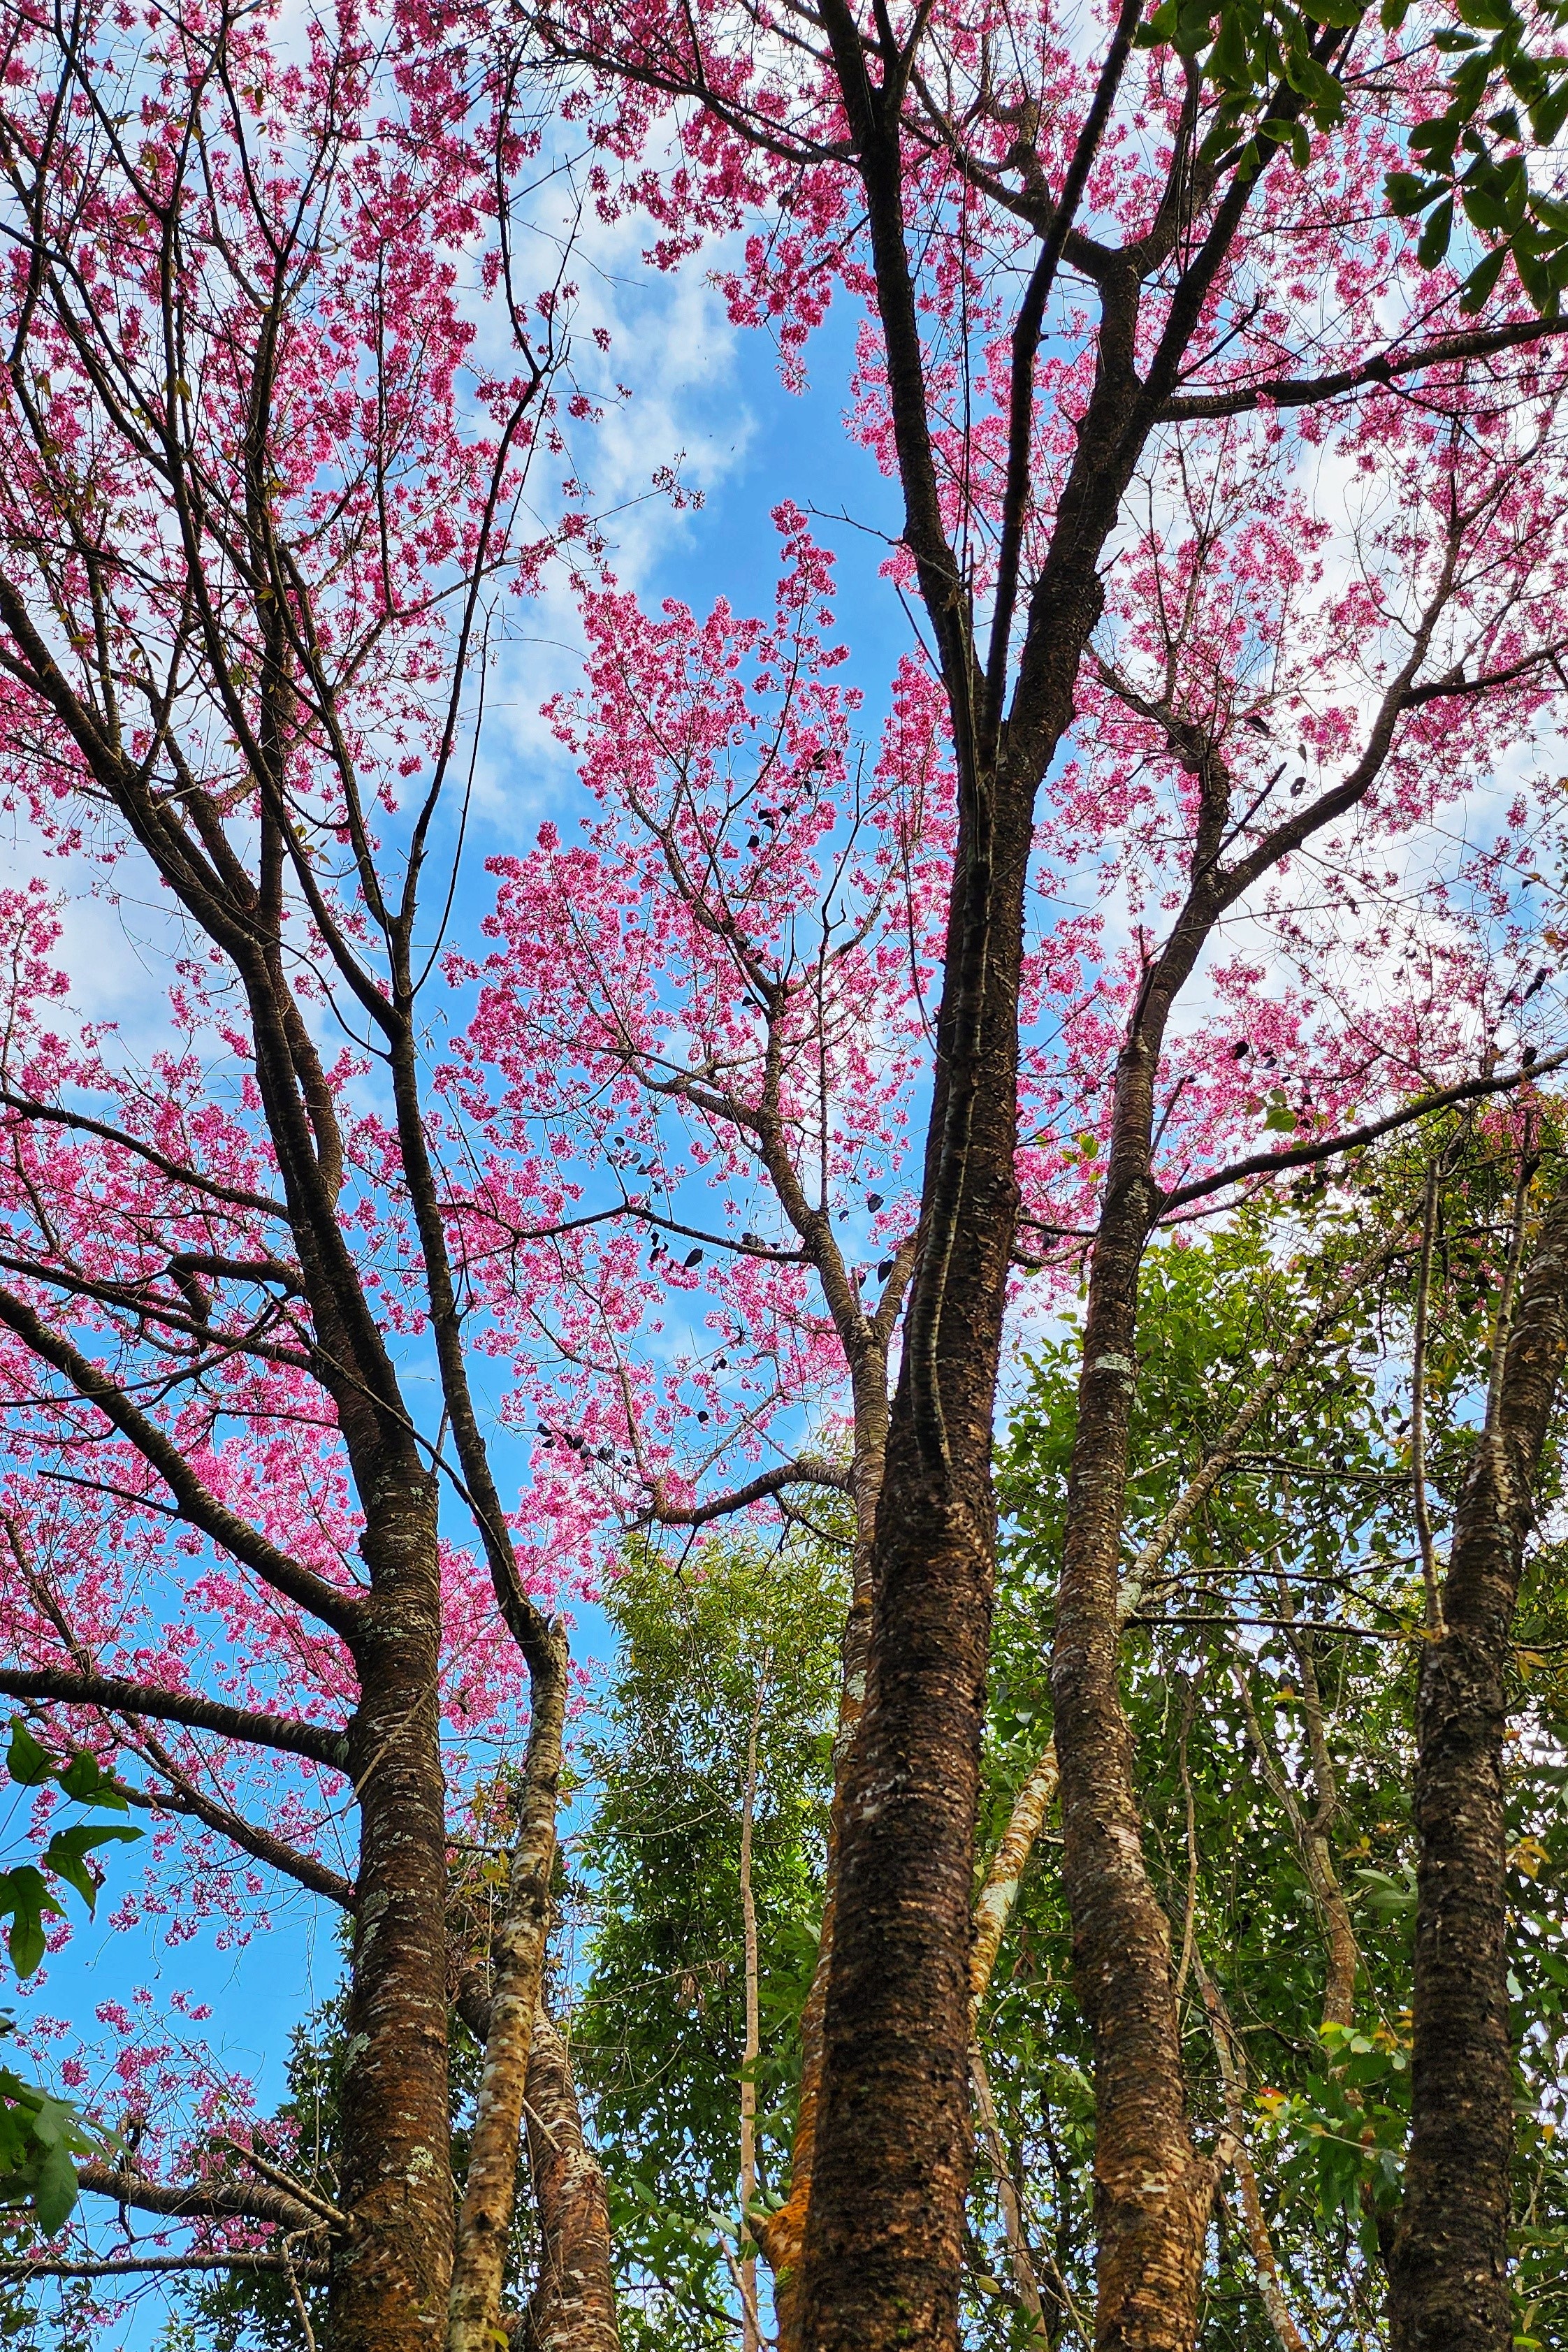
[
  {"left": 1193, "top": 1952, "right": 1315, "bottom": 2352},
  {"left": 1411, "top": 1161, "right": 1444, "bottom": 1635},
  {"left": 282, "top": 2232, "right": 320, "bottom": 2352},
  {"left": 1486, "top": 1136, "right": 1539, "bottom": 1436}
]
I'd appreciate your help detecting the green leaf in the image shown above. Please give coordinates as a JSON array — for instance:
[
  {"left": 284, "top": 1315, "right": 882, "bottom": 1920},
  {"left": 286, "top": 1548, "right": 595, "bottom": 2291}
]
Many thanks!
[
  {"left": 39, "top": 1824, "right": 140, "bottom": 1913},
  {"left": 24, "top": 2103, "right": 84, "bottom": 2234},
  {"left": 1210, "top": 8, "right": 1250, "bottom": 84},
  {"left": 1459, "top": 245, "right": 1509, "bottom": 310},
  {"left": 57, "top": 1750, "right": 129, "bottom": 1811},
  {"left": 0, "top": 1866, "right": 66, "bottom": 1980},
  {"left": 4, "top": 1722, "right": 52, "bottom": 1790},
  {"left": 1529, "top": 85, "right": 1568, "bottom": 145},
  {"left": 1386, "top": 170, "right": 1443, "bottom": 215},
  {"left": 1418, "top": 197, "right": 1455, "bottom": 267},
  {"left": 1173, "top": 0, "right": 1217, "bottom": 55}
]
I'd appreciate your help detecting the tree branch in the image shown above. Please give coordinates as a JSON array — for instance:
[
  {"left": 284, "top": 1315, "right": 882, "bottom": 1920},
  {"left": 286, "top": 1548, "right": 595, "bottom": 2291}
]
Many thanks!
[
  {"left": 0, "top": 2254, "right": 331, "bottom": 2282},
  {"left": 640, "top": 1455, "right": 853, "bottom": 1528},
  {"left": 1159, "top": 1052, "right": 1566, "bottom": 1218},
  {"left": 0, "top": 1668, "right": 350, "bottom": 1771},
  {"left": 1159, "top": 317, "right": 1568, "bottom": 422},
  {"left": 74, "top": 2160, "right": 322, "bottom": 2233},
  {"left": 0, "top": 1284, "right": 364, "bottom": 1636}
]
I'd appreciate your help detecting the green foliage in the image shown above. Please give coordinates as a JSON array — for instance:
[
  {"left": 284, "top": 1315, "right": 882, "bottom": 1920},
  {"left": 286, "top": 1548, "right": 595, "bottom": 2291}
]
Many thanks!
[
  {"left": 561, "top": 1142, "right": 1568, "bottom": 2347},
  {"left": 570, "top": 1527, "right": 847, "bottom": 2352},
  {"left": 0, "top": 1721, "right": 141, "bottom": 2246},
  {"left": 1128, "top": 0, "right": 1568, "bottom": 315},
  {"left": 0, "top": 1720, "right": 139, "bottom": 1977},
  {"left": 975, "top": 1147, "right": 1568, "bottom": 2344},
  {"left": 0, "top": 2047, "right": 103, "bottom": 2238},
  {"left": 1386, "top": 0, "right": 1568, "bottom": 312},
  {"left": 1134, "top": 0, "right": 1371, "bottom": 171}
]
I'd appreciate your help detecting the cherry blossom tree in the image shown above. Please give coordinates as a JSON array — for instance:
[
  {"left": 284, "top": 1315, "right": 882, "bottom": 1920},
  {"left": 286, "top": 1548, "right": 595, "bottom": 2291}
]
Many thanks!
[
  {"left": 453, "top": 511, "right": 964, "bottom": 2324},
  {"left": 6, "top": 0, "right": 1568, "bottom": 2347},
  {"left": 439, "top": 0, "right": 1568, "bottom": 2339},
  {"left": 0, "top": 3, "right": 616, "bottom": 2344}
]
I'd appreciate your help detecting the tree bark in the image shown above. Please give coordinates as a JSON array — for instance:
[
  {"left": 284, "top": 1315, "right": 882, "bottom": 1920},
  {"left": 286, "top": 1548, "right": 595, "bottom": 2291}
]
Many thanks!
[
  {"left": 752, "top": 1346, "right": 886, "bottom": 2344},
  {"left": 520, "top": 2010, "right": 622, "bottom": 2352},
  {"left": 792, "top": 699, "right": 1044, "bottom": 2348},
  {"left": 1052, "top": 1035, "right": 1215, "bottom": 2352},
  {"left": 333, "top": 1466, "right": 456, "bottom": 2352},
  {"left": 449, "top": 1636, "right": 569, "bottom": 2352},
  {"left": 971, "top": 1743, "right": 1061, "bottom": 2015},
  {"left": 1389, "top": 1177, "right": 1568, "bottom": 2352},
  {"left": 739, "top": 1671, "right": 766, "bottom": 2352}
]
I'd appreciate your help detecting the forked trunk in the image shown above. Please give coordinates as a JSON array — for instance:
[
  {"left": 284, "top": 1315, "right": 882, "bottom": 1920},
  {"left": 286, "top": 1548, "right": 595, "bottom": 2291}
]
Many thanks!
[{"left": 1389, "top": 1179, "right": 1568, "bottom": 2351}]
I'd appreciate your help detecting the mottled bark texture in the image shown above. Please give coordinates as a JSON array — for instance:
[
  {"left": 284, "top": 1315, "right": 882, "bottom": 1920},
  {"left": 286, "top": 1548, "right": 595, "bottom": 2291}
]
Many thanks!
[
  {"left": 1052, "top": 1045, "right": 1215, "bottom": 2352},
  {"left": 752, "top": 1319, "right": 892, "bottom": 2348},
  {"left": 792, "top": 694, "right": 1038, "bottom": 2349},
  {"left": 448, "top": 1639, "right": 569, "bottom": 2352},
  {"left": 335, "top": 1469, "right": 456, "bottom": 2349},
  {"left": 519, "top": 2010, "right": 622, "bottom": 2352},
  {"left": 1389, "top": 1176, "right": 1568, "bottom": 2352},
  {"left": 971, "top": 1743, "right": 1061, "bottom": 2016}
]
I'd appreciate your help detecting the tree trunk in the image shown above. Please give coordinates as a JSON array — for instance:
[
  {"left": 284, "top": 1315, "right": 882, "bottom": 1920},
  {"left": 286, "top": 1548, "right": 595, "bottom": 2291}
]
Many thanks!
[
  {"left": 333, "top": 1467, "right": 456, "bottom": 2351},
  {"left": 449, "top": 1636, "right": 569, "bottom": 2352},
  {"left": 521, "top": 2010, "right": 622, "bottom": 2352},
  {"left": 1051, "top": 1036, "right": 1214, "bottom": 2352},
  {"left": 1389, "top": 1178, "right": 1568, "bottom": 2352},
  {"left": 739, "top": 1673, "right": 766, "bottom": 2352},
  {"left": 753, "top": 1352, "right": 884, "bottom": 2345},
  {"left": 792, "top": 730, "right": 1041, "bottom": 2350}
]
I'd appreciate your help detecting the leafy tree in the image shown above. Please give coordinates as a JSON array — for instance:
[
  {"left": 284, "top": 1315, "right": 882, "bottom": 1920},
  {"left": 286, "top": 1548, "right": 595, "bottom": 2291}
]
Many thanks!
[
  {"left": 479, "top": 0, "right": 1568, "bottom": 2325},
  {"left": 572, "top": 1533, "right": 846, "bottom": 2350},
  {"left": 980, "top": 1144, "right": 1568, "bottom": 2349}
]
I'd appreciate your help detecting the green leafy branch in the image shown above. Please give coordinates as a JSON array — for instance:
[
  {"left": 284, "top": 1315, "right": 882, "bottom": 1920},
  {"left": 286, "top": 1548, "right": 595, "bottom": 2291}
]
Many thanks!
[
  {"left": 0, "top": 1718, "right": 140, "bottom": 1977},
  {"left": 0, "top": 1718, "right": 142, "bottom": 2238},
  {"left": 1387, "top": 0, "right": 1568, "bottom": 312}
]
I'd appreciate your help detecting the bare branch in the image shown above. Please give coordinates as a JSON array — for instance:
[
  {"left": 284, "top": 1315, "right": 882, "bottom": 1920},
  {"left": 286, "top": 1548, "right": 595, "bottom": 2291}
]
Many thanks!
[
  {"left": 1159, "top": 317, "right": 1568, "bottom": 423},
  {"left": 0, "top": 1667, "right": 350, "bottom": 1769},
  {"left": 1159, "top": 1052, "right": 1566, "bottom": 1219},
  {"left": 640, "top": 1455, "right": 853, "bottom": 1529},
  {"left": 0, "top": 2254, "right": 331, "bottom": 2282}
]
